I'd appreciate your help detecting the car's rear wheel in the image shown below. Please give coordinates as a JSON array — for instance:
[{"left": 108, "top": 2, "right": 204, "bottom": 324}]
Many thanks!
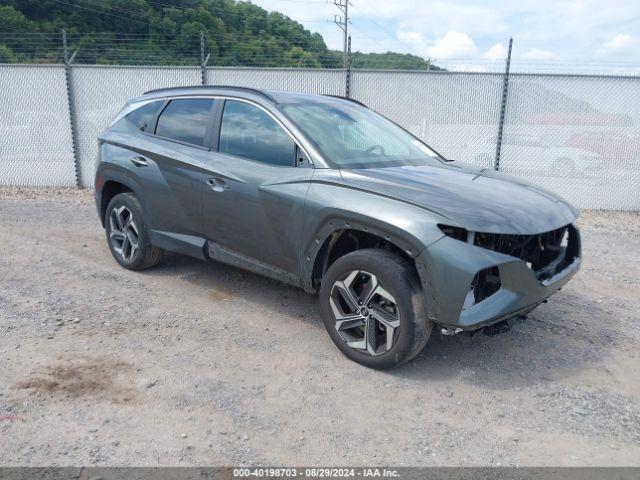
[
  {"left": 319, "top": 249, "right": 431, "bottom": 369},
  {"left": 105, "top": 192, "right": 162, "bottom": 270}
]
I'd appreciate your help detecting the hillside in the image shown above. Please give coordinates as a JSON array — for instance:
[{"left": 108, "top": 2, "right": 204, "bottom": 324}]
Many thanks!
[{"left": 0, "top": 0, "right": 440, "bottom": 69}]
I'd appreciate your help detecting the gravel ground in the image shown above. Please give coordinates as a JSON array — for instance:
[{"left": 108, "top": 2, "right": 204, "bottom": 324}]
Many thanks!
[{"left": 1, "top": 187, "right": 639, "bottom": 466}]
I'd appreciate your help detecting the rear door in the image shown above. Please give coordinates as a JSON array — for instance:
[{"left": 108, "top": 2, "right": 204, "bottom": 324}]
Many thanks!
[
  {"left": 127, "top": 97, "right": 216, "bottom": 241},
  {"left": 202, "top": 98, "right": 314, "bottom": 278}
]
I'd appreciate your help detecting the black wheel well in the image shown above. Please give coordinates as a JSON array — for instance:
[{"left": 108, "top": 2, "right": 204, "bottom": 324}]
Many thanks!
[
  {"left": 100, "top": 180, "right": 133, "bottom": 225},
  {"left": 311, "top": 229, "right": 414, "bottom": 289}
]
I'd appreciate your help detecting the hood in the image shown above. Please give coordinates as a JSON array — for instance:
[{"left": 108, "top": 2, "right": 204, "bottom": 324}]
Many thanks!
[{"left": 339, "top": 161, "right": 578, "bottom": 234}]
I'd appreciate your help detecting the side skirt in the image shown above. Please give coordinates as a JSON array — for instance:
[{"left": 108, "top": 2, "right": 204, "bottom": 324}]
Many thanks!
[
  {"left": 207, "top": 241, "right": 302, "bottom": 288},
  {"left": 149, "top": 230, "right": 207, "bottom": 260}
]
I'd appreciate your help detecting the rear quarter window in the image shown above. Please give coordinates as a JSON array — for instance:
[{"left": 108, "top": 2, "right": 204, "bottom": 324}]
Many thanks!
[{"left": 125, "top": 100, "right": 164, "bottom": 133}]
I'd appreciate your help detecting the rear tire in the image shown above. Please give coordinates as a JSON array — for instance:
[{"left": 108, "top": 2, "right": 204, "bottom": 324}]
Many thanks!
[
  {"left": 104, "top": 192, "right": 162, "bottom": 270},
  {"left": 319, "top": 249, "right": 431, "bottom": 369}
]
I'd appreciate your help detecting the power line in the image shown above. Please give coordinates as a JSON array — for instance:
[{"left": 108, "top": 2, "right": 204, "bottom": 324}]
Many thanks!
[
  {"left": 49, "top": 0, "right": 153, "bottom": 25},
  {"left": 271, "top": 0, "right": 329, "bottom": 3},
  {"left": 75, "top": 0, "right": 151, "bottom": 19},
  {"left": 356, "top": 0, "right": 421, "bottom": 57},
  {"left": 348, "top": 23, "right": 394, "bottom": 55},
  {"left": 142, "top": 0, "right": 197, "bottom": 9},
  {"left": 1, "top": 32, "right": 328, "bottom": 41}
]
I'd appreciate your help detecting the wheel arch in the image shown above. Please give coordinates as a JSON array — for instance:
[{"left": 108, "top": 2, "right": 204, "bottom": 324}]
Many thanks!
[
  {"left": 302, "top": 216, "right": 428, "bottom": 293},
  {"left": 97, "top": 168, "right": 148, "bottom": 227}
]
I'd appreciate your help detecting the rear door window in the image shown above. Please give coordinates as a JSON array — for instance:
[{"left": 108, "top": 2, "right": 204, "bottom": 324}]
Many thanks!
[
  {"left": 126, "top": 100, "right": 164, "bottom": 133},
  {"left": 155, "top": 98, "right": 214, "bottom": 147}
]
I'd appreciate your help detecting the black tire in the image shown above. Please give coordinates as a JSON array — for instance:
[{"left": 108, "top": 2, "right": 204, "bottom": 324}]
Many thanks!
[
  {"left": 319, "top": 249, "right": 431, "bottom": 369},
  {"left": 104, "top": 192, "right": 162, "bottom": 270}
]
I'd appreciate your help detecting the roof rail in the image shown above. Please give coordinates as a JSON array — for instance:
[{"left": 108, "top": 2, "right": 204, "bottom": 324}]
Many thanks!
[
  {"left": 143, "top": 85, "right": 205, "bottom": 95},
  {"left": 142, "top": 85, "right": 278, "bottom": 103},
  {"left": 323, "top": 94, "right": 367, "bottom": 108}
]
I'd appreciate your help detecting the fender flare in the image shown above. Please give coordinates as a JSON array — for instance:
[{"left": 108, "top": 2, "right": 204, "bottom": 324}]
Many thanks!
[
  {"left": 300, "top": 215, "right": 430, "bottom": 293},
  {"left": 97, "top": 166, "right": 150, "bottom": 226}
]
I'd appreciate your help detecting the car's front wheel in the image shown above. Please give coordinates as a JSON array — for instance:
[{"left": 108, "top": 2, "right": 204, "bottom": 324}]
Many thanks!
[
  {"left": 319, "top": 249, "right": 432, "bottom": 369},
  {"left": 104, "top": 192, "right": 162, "bottom": 270}
]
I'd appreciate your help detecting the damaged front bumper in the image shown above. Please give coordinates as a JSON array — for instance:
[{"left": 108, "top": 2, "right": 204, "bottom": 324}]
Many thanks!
[{"left": 415, "top": 224, "right": 581, "bottom": 331}]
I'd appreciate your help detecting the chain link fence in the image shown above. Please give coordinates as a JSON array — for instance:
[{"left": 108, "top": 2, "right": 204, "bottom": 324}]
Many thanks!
[
  {"left": 71, "top": 65, "right": 202, "bottom": 187},
  {"left": 500, "top": 73, "right": 640, "bottom": 210},
  {"left": 0, "top": 65, "right": 76, "bottom": 186},
  {"left": 1, "top": 63, "right": 639, "bottom": 210},
  {"left": 351, "top": 70, "right": 505, "bottom": 169},
  {"left": 206, "top": 67, "right": 346, "bottom": 96}
]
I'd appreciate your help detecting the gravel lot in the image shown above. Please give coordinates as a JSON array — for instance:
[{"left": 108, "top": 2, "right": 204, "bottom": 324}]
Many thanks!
[{"left": 1, "top": 187, "right": 639, "bottom": 466}]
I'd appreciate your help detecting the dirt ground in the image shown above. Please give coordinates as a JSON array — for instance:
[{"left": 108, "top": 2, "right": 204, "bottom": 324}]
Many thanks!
[{"left": 1, "top": 187, "right": 639, "bottom": 467}]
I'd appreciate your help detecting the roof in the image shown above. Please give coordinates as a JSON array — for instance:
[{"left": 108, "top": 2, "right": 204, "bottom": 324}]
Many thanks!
[
  {"left": 143, "top": 85, "right": 278, "bottom": 102},
  {"left": 141, "top": 85, "right": 365, "bottom": 107}
]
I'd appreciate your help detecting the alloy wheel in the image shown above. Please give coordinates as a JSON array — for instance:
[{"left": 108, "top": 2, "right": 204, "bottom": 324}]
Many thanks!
[
  {"left": 109, "top": 205, "right": 139, "bottom": 262},
  {"left": 329, "top": 270, "right": 400, "bottom": 356}
]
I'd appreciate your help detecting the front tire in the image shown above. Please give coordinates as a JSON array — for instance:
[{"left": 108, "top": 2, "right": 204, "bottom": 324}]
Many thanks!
[
  {"left": 104, "top": 192, "right": 162, "bottom": 270},
  {"left": 319, "top": 249, "right": 431, "bottom": 369}
]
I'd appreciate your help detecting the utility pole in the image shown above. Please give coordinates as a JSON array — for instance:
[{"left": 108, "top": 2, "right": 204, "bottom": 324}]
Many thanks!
[{"left": 333, "top": 0, "right": 349, "bottom": 68}]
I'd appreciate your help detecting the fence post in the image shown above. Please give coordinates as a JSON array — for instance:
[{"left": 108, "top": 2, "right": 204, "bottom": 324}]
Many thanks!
[
  {"left": 494, "top": 37, "right": 513, "bottom": 171},
  {"left": 200, "top": 31, "right": 210, "bottom": 86},
  {"left": 62, "top": 29, "right": 82, "bottom": 188},
  {"left": 345, "top": 35, "right": 351, "bottom": 98}
]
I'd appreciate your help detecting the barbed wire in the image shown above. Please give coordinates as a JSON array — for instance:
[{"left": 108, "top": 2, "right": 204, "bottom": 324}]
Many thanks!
[{"left": 2, "top": 31, "right": 640, "bottom": 75}]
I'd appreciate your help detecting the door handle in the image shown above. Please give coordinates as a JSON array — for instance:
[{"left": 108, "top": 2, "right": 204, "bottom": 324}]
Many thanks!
[
  {"left": 130, "top": 156, "right": 149, "bottom": 167},
  {"left": 206, "top": 177, "right": 228, "bottom": 192}
]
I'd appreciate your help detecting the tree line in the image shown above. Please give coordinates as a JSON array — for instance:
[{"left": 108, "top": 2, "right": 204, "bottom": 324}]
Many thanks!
[{"left": 0, "top": 0, "right": 441, "bottom": 69}]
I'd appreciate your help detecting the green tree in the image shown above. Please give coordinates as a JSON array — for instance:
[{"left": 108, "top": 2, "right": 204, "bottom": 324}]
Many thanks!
[
  {"left": 284, "top": 46, "right": 320, "bottom": 68},
  {"left": 0, "top": 44, "right": 18, "bottom": 62},
  {"left": 2, "top": 0, "right": 441, "bottom": 69},
  {"left": 0, "top": 5, "right": 31, "bottom": 32}
]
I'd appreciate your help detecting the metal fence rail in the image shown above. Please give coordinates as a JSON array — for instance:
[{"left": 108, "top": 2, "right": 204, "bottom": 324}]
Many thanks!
[{"left": 1, "top": 63, "right": 639, "bottom": 210}]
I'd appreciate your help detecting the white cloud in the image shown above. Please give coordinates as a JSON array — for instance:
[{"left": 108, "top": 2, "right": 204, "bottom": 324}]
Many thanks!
[
  {"left": 395, "top": 31, "right": 429, "bottom": 57},
  {"left": 363, "top": 2, "right": 506, "bottom": 37},
  {"left": 594, "top": 33, "right": 639, "bottom": 57},
  {"left": 429, "top": 31, "right": 477, "bottom": 58},
  {"left": 451, "top": 64, "right": 490, "bottom": 72},
  {"left": 485, "top": 43, "right": 507, "bottom": 59},
  {"left": 250, "top": 0, "right": 640, "bottom": 71},
  {"left": 397, "top": 30, "right": 477, "bottom": 59},
  {"left": 522, "top": 48, "right": 556, "bottom": 60},
  {"left": 603, "top": 33, "right": 638, "bottom": 50}
]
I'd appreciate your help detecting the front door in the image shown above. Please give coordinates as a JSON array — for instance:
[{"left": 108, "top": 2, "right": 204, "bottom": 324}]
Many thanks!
[{"left": 202, "top": 99, "right": 313, "bottom": 280}]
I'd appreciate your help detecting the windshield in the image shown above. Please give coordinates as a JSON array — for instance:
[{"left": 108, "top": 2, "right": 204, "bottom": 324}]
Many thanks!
[{"left": 280, "top": 100, "right": 445, "bottom": 168}]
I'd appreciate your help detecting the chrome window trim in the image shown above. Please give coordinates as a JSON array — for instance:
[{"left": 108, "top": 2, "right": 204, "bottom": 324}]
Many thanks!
[{"left": 136, "top": 94, "right": 320, "bottom": 168}]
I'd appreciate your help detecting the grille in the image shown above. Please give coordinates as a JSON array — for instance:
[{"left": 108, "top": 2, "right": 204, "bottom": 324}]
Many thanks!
[{"left": 474, "top": 224, "right": 579, "bottom": 281}]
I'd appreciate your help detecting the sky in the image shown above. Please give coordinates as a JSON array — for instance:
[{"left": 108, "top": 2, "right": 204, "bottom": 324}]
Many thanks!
[{"left": 251, "top": 0, "right": 640, "bottom": 73}]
